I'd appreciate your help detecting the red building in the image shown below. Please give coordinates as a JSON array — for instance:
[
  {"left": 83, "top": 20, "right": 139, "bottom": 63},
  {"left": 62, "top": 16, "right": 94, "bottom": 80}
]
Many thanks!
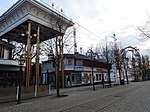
[{"left": 42, "top": 52, "right": 111, "bottom": 87}]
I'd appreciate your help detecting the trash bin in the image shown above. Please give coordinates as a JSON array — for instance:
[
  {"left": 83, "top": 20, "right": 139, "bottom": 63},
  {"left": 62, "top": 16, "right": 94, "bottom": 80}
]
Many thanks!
[{"left": 120, "top": 80, "right": 124, "bottom": 85}]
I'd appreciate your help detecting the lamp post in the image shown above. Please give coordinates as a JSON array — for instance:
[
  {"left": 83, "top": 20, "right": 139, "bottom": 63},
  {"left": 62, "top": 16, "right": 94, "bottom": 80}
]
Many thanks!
[
  {"left": 86, "top": 49, "right": 95, "bottom": 90},
  {"left": 17, "top": 54, "right": 24, "bottom": 104},
  {"left": 21, "top": 30, "right": 37, "bottom": 93},
  {"left": 90, "top": 49, "right": 95, "bottom": 91}
]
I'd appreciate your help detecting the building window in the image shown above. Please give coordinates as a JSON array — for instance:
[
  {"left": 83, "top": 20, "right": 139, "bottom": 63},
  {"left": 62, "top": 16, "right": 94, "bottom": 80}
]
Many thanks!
[
  {"left": 76, "top": 59, "right": 82, "bottom": 66},
  {"left": 96, "top": 74, "right": 99, "bottom": 81},
  {"left": 82, "top": 73, "right": 88, "bottom": 84},
  {"left": 72, "top": 74, "right": 81, "bottom": 85},
  {"left": 105, "top": 74, "right": 108, "bottom": 80},
  {"left": 72, "top": 75, "right": 74, "bottom": 81},
  {"left": 68, "top": 59, "right": 72, "bottom": 65},
  {"left": 0, "top": 46, "right": 4, "bottom": 58},
  {"left": 99, "top": 74, "right": 101, "bottom": 80},
  {"left": 4, "top": 47, "right": 9, "bottom": 59}
]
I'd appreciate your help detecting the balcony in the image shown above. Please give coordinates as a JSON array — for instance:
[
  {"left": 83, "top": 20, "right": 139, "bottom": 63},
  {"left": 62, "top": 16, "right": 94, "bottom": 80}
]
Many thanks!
[
  {"left": 0, "top": 59, "right": 20, "bottom": 71},
  {"left": 0, "top": 59, "right": 19, "bottom": 66}
]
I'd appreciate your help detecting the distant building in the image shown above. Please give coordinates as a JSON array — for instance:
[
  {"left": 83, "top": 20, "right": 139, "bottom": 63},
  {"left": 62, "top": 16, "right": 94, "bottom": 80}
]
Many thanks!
[{"left": 42, "top": 52, "right": 111, "bottom": 88}]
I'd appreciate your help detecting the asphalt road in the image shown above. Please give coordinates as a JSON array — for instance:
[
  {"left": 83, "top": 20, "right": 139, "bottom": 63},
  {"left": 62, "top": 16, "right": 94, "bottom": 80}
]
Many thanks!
[{"left": 0, "top": 81, "right": 150, "bottom": 112}]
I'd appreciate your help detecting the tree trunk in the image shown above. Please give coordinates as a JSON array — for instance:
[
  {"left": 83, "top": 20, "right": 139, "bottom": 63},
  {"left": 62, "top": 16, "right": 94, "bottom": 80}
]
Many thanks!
[{"left": 108, "top": 69, "right": 112, "bottom": 87}]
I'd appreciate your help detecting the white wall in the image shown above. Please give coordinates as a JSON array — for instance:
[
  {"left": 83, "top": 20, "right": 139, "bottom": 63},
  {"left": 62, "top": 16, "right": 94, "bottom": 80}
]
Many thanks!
[{"left": 4, "top": 48, "right": 9, "bottom": 59}]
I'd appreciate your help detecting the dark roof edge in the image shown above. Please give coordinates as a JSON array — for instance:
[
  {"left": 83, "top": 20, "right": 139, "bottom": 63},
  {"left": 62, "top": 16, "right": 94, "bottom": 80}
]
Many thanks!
[{"left": 0, "top": 40, "right": 15, "bottom": 49}]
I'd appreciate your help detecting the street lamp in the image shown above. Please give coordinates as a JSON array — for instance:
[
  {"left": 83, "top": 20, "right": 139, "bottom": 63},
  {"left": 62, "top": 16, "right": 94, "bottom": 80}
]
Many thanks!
[
  {"left": 17, "top": 54, "right": 24, "bottom": 104},
  {"left": 86, "top": 49, "right": 96, "bottom": 90},
  {"left": 90, "top": 49, "right": 95, "bottom": 91}
]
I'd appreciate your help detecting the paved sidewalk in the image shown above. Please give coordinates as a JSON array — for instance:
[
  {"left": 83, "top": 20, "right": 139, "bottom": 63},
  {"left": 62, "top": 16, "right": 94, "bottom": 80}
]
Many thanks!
[
  {"left": 0, "top": 81, "right": 149, "bottom": 112},
  {"left": 0, "top": 84, "right": 104, "bottom": 104}
]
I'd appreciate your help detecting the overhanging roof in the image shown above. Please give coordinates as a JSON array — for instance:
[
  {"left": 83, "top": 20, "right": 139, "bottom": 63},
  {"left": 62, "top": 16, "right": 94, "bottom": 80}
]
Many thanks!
[
  {"left": 0, "top": 40, "right": 15, "bottom": 49},
  {"left": 0, "top": 0, "right": 74, "bottom": 44}
]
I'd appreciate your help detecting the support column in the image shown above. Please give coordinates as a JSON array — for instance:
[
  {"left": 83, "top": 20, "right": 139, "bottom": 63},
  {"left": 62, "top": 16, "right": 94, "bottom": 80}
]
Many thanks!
[
  {"left": 35, "top": 26, "right": 40, "bottom": 97},
  {"left": 26, "top": 21, "right": 31, "bottom": 92},
  {"left": 55, "top": 34, "right": 58, "bottom": 89},
  {"left": 24, "top": 45, "right": 27, "bottom": 87},
  {"left": 25, "top": 49, "right": 28, "bottom": 91},
  {"left": 61, "top": 35, "right": 64, "bottom": 88}
]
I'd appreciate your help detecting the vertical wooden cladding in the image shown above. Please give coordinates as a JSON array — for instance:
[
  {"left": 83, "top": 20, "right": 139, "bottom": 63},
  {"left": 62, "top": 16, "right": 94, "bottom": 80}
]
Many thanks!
[
  {"left": 25, "top": 21, "right": 32, "bottom": 92},
  {"left": 83, "top": 59, "right": 111, "bottom": 70}
]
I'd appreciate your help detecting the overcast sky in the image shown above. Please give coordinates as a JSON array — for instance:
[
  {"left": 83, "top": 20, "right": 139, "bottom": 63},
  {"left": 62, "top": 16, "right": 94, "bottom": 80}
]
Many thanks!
[{"left": 1, "top": 0, "right": 150, "bottom": 55}]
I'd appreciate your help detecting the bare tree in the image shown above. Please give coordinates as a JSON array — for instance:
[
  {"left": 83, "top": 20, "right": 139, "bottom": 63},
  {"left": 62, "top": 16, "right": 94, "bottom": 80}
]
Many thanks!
[
  {"left": 92, "top": 39, "right": 117, "bottom": 87},
  {"left": 10, "top": 41, "right": 38, "bottom": 60},
  {"left": 40, "top": 27, "right": 74, "bottom": 59},
  {"left": 137, "top": 10, "right": 150, "bottom": 41},
  {"left": 137, "top": 21, "right": 150, "bottom": 41},
  {"left": 141, "top": 55, "right": 149, "bottom": 80},
  {"left": 10, "top": 41, "right": 24, "bottom": 59}
]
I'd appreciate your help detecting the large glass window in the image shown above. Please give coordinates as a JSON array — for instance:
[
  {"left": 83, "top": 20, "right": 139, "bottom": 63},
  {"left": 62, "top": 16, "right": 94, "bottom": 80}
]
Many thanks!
[
  {"left": 72, "top": 74, "right": 81, "bottom": 85},
  {"left": 96, "top": 74, "right": 99, "bottom": 81},
  {"left": 82, "top": 73, "right": 88, "bottom": 84},
  {"left": 99, "top": 74, "right": 102, "bottom": 80},
  {"left": 105, "top": 74, "right": 108, "bottom": 80}
]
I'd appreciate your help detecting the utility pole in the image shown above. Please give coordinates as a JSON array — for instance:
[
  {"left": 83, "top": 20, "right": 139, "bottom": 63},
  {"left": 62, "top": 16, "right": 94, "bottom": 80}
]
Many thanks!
[
  {"left": 115, "top": 49, "right": 122, "bottom": 85},
  {"left": 105, "top": 38, "right": 112, "bottom": 87},
  {"left": 113, "top": 34, "right": 123, "bottom": 85},
  {"left": 73, "top": 27, "right": 77, "bottom": 54}
]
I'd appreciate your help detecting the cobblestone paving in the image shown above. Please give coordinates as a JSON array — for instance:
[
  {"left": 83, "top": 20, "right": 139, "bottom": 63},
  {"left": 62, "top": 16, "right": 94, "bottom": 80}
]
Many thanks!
[
  {"left": 102, "top": 81, "right": 150, "bottom": 112},
  {"left": 0, "top": 81, "right": 149, "bottom": 112}
]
